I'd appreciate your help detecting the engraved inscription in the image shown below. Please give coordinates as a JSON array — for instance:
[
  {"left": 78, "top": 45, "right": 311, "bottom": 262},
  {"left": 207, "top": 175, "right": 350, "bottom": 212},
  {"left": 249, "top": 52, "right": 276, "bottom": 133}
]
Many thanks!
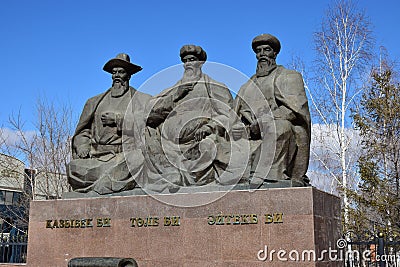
[{"left": 45, "top": 219, "right": 93, "bottom": 229}]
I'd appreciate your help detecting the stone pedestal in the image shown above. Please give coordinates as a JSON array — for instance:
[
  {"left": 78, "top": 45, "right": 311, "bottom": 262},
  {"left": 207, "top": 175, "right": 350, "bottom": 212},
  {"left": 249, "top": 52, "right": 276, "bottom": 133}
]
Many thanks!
[{"left": 26, "top": 187, "right": 341, "bottom": 266}]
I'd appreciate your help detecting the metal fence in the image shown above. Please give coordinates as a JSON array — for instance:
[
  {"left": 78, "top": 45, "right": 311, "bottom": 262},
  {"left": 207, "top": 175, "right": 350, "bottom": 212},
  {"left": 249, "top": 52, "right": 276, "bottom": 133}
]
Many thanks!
[
  {"left": 0, "top": 228, "right": 27, "bottom": 263},
  {"left": 343, "top": 231, "right": 400, "bottom": 267}
]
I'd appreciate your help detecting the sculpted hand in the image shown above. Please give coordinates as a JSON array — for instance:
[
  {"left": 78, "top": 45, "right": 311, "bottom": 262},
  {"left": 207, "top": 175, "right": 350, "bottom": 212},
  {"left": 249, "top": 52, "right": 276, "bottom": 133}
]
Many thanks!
[
  {"left": 273, "top": 109, "right": 287, "bottom": 120},
  {"left": 76, "top": 146, "right": 90, "bottom": 158},
  {"left": 274, "top": 107, "right": 296, "bottom": 121},
  {"left": 174, "top": 83, "right": 195, "bottom": 102},
  {"left": 101, "top": 112, "right": 117, "bottom": 126},
  {"left": 195, "top": 125, "right": 213, "bottom": 141}
]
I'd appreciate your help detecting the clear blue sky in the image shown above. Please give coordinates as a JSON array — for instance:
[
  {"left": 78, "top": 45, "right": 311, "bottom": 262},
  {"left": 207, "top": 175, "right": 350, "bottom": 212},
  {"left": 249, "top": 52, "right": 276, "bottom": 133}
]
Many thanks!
[{"left": 0, "top": 0, "right": 398, "bottom": 129}]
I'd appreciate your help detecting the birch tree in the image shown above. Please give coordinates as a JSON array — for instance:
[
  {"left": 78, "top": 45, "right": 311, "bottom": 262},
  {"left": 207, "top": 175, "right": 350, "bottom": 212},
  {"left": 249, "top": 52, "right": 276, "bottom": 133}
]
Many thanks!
[{"left": 312, "top": 0, "right": 373, "bottom": 229}]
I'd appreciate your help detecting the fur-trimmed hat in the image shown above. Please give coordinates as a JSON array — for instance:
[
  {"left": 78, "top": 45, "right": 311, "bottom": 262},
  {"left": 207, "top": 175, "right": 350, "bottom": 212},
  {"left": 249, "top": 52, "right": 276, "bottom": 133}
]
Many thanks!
[
  {"left": 252, "top": 34, "right": 281, "bottom": 54},
  {"left": 179, "top": 45, "right": 207, "bottom": 62},
  {"left": 103, "top": 53, "right": 142, "bottom": 75}
]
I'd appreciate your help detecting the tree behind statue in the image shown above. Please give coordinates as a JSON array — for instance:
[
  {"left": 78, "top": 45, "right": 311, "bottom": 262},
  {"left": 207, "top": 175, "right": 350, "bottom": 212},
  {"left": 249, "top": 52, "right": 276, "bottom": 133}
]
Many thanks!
[{"left": 351, "top": 54, "right": 400, "bottom": 235}]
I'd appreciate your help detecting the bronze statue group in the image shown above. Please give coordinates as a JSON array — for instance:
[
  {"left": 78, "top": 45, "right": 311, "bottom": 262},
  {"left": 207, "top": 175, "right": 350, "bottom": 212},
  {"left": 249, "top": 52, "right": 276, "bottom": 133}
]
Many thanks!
[{"left": 67, "top": 34, "right": 311, "bottom": 195}]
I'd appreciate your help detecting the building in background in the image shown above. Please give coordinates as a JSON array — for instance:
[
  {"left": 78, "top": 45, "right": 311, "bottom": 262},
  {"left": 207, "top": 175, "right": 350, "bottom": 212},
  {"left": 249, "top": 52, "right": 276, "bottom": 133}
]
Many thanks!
[
  {"left": 0, "top": 154, "right": 26, "bottom": 231},
  {"left": 0, "top": 153, "right": 68, "bottom": 231}
]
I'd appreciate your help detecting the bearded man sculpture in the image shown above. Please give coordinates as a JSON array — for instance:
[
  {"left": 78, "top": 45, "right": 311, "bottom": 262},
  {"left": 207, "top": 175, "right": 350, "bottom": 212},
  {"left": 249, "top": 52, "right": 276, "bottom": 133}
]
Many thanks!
[
  {"left": 234, "top": 34, "right": 311, "bottom": 188},
  {"left": 144, "top": 45, "right": 235, "bottom": 192},
  {"left": 67, "top": 53, "right": 151, "bottom": 194}
]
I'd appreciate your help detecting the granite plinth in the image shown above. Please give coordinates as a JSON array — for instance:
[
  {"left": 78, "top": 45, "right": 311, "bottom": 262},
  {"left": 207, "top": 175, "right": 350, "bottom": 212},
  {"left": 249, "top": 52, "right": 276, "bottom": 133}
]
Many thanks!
[
  {"left": 63, "top": 180, "right": 305, "bottom": 199},
  {"left": 27, "top": 187, "right": 341, "bottom": 267}
]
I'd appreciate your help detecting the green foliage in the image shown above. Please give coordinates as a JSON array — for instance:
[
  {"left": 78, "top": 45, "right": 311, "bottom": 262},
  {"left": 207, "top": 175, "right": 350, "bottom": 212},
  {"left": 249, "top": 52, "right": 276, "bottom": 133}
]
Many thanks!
[{"left": 351, "top": 59, "right": 400, "bottom": 235}]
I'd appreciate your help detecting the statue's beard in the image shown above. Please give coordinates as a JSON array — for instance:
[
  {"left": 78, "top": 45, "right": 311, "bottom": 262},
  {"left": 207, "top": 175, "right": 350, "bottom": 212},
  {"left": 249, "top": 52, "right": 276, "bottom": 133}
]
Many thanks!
[
  {"left": 111, "top": 79, "right": 129, "bottom": 97},
  {"left": 256, "top": 57, "right": 277, "bottom": 77},
  {"left": 182, "top": 65, "right": 202, "bottom": 83}
]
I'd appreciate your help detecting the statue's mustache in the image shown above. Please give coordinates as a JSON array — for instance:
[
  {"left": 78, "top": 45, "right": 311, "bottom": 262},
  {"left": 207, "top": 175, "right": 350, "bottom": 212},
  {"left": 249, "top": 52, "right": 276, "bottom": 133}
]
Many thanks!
[
  {"left": 184, "top": 65, "right": 195, "bottom": 71},
  {"left": 258, "top": 56, "right": 273, "bottom": 63},
  {"left": 112, "top": 78, "right": 126, "bottom": 86}
]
